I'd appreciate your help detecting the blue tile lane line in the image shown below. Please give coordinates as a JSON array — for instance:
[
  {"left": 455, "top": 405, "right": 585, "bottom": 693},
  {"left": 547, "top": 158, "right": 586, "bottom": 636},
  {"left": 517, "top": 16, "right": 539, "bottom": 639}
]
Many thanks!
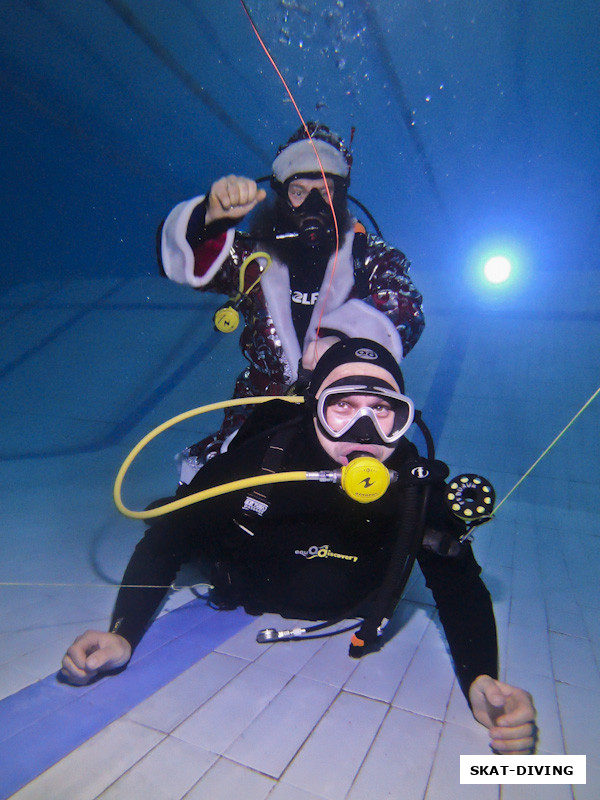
[{"left": 0, "top": 601, "right": 253, "bottom": 799}]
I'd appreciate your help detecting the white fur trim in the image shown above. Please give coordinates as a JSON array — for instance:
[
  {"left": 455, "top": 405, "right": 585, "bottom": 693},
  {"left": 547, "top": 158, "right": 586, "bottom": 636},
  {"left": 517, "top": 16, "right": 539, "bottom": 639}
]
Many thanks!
[
  {"left": 161, "top": 196, "right": 235, "bottom": 288},
  {"left": 272, "top": 139, "right": 349, "bottom": 183},
  {"left": 310, "top": 299, "right": 404, "bottom": 362},
  {"left": 259, "top": 254, "right": 300, "bottom": 382},
  {"left": 260, "top": 228, "right": 357, "bottom": 382}
]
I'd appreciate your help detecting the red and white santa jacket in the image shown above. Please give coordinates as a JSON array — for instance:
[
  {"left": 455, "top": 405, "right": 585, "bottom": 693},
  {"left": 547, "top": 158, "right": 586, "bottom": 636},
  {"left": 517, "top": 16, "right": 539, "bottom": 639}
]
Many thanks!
[{"left": 160, "top": 195, "right": 425, "bottom": 463}]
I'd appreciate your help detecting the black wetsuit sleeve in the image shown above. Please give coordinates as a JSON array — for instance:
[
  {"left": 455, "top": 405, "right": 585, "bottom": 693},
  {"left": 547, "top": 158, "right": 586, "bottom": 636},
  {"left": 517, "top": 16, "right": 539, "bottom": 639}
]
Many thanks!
[
  {"left": 109, "top": 515, "right": 199, "bottom": 652},
  {"left": 185, "top": 198, "right": 209, "bottom": 248},
  {"left": 185, "top": 196, "right": 239, "bottom": 248},
  {"left": 417, "top": 544, "right": 498, "bottom": 701},
  {"left": 108, "top": 430, "right": 273, "bottom": 652}
]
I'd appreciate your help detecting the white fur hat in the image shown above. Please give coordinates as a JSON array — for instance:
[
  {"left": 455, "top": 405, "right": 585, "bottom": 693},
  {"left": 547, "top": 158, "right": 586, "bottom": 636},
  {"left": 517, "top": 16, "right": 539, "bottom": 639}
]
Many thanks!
[{"left": 272, "top": 124, "right": 352, "bottom": 183}]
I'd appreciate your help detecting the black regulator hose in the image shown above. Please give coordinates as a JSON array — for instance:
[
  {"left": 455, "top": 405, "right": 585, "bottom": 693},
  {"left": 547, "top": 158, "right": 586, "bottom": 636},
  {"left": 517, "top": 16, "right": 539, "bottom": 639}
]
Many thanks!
[
  {"left": 349, "top": 483, "right": 429, "bottom": 657},
  {"left": 414, "top": 409, "right": 435, "bottom": 460},
  {"left": 347, "top": 411, "right": 438, "bottom": 656}
]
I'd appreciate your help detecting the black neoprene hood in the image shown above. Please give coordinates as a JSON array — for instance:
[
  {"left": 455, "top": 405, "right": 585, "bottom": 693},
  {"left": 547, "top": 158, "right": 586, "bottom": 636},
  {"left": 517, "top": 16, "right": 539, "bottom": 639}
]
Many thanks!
[{"left": 307, "top": 338, "right": 405, "bottom": 397}]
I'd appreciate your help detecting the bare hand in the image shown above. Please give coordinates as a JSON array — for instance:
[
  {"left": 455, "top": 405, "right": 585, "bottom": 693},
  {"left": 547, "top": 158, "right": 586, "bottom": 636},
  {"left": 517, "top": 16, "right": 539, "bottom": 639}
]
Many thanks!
[
  {"left": 469, "top": 674, "right": 537, "bottom": 754},
  {"left": 205, "top": 175, "right": 266, "bottom": 225},
  {"left": 61, "top": 630, "right": 132, "bottom": 685}
]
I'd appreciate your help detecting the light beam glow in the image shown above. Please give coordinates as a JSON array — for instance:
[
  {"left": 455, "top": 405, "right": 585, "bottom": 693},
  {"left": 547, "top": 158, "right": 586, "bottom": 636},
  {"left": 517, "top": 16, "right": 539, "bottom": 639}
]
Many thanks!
[{"left": 483, "top": 255, "right": 512, "bottom": 284}]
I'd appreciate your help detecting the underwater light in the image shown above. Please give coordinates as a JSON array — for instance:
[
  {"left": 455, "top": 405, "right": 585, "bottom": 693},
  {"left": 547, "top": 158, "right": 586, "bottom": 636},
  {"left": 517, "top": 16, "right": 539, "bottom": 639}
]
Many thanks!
[{"left": 483, "top": 255, "right": 512, "bottom": 284}]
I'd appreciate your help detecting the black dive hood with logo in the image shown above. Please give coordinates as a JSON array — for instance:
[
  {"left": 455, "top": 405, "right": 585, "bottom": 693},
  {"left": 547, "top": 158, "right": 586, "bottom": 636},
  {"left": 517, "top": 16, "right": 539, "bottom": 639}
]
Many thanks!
[{"left": 307, "top": 338, "right": 406, "bottom": 397}]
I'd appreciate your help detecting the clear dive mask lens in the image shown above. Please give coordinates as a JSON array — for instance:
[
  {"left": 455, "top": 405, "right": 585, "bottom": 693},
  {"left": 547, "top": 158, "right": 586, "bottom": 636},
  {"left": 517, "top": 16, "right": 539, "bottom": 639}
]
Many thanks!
[{"left": 316, "top": 382, "right": 415, "bottom": 445}]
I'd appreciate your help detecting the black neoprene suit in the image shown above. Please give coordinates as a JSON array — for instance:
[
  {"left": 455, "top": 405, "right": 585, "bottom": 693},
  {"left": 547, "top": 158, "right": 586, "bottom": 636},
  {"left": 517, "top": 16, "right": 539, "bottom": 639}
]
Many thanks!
[{"left": 111, "top": 402, "right": 498, "bottom": 698}]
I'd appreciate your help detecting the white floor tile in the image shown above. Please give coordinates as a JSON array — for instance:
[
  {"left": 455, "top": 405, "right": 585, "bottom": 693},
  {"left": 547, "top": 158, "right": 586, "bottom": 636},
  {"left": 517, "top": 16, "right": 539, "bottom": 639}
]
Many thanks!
[
  {"left": 506, "top": 622, "right": 553, "bottom": 679},
  {"left": 544, "top": 587, "right": 584, "bottom": 618},
  {"left": 549, "top": 633, "right": 600, "bottom": 692},
  {"left": 126, "top": 651, "right": 249, "bottom": 733},
  {"left": 509, "top": 595, "right": 547, "bottom": 629},
  {"left": 225, "top": 675, "right": 339, "bottom": 777},
  {"left": 183, "top": 757, "right": 276, "bottom": 800},
  {"left": 95, "top": 736, "right": 217, "bottom": 800},
  {"left": 8, "top": 620, "right": 108, "bottom": 681},
  {"left": 573, "top": 761, "right": 600, "bottom": 800},
  {"left": 0, "top": 624, "right": 58, "bottom": 666},
  {"left": 511, "top": 565, "right": 543, "bottom": 597},
  {"left": 280, "top": 691, "right": 387, "bottom": 799},
  {"left": 0, "top": 662, "right": 42, "bottom": 701},
  {"left": 215, "top": 613, "right": 284, "bottom": 660},
  {"left": 425, "top": 721, "right": 499, "bottom": 800},
  {"left": 347, "top": 707, "right": 442, "bottom": 800},
  {"left": 392, "top": 621, "right": 455, "bottom": 720},
  {"left": 11, "top": 719, "right": 164, "bottom": 800},
  {"left": 546, "top": 607, "right": 589, "bottom": 639},
  {"left": 266, "top": 784, "right": 327, "bottom": 800},
  {"left": 171, "top": 662, "right": 291, "bottom": 754},
  {"left": 254, "top": 629, "right": 329, "bottom": 676},
  {"left": 556, "top": 683, "right": 600, "bottom": 767},
  {"left": 580, "top": 606, "right": 600, "bottom": 644}
]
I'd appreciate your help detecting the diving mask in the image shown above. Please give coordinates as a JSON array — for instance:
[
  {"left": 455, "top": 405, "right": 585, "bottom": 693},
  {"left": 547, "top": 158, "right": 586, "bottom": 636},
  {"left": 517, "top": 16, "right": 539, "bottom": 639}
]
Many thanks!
[
  {"left": 316, "top": 377, "right": 414, "bottom": 446},
  {"left": 288, "top": 186, "right": 335, "bottom": 248}
]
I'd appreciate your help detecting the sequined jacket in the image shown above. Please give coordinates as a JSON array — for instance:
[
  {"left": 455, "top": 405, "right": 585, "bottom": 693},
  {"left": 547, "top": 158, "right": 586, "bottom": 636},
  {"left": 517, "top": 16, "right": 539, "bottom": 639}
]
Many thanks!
[{"left": 161, "top": 195, "right": 425, "bottom": 460}]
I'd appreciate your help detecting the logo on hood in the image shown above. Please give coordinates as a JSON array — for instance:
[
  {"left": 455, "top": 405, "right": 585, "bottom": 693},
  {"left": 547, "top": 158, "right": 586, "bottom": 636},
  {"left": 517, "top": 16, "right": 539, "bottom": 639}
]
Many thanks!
[{"left": 355, "top": 347, "right": 378, "bottom": 361}]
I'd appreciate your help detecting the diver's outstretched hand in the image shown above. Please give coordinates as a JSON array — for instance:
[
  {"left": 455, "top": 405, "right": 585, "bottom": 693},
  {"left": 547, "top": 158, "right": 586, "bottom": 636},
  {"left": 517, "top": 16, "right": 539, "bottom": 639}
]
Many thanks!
[
  {"left": 469, "top": 674, "right": 537, "bottom": 754},
  {"left": 60, "top": 630, "right": 132, "bottom": 685},
  {"left": 206, "top": 175, "right": 266, "bottom": 225}
]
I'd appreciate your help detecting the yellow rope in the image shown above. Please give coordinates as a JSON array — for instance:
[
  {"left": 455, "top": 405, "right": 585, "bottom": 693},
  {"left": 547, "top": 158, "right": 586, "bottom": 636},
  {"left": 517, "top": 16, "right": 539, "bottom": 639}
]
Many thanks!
[{"left": 494, "top": 383, "right": 600, "bottom": 515}]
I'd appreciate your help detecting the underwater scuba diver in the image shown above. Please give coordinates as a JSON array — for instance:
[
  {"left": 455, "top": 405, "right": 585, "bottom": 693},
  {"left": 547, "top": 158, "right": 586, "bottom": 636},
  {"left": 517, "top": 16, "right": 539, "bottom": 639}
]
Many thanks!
[
  {"left": 159, "top": 122, "right": 425, "bottom": 481},
  {"left": 61, "top": 338, "right": 536, "bottom": 754}
]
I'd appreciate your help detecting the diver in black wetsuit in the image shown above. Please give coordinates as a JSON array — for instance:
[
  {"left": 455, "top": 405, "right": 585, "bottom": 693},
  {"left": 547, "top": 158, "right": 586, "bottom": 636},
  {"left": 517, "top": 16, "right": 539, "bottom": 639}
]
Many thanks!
[{"left": 61, "top": 338, "right": 536, "bottom": 754}]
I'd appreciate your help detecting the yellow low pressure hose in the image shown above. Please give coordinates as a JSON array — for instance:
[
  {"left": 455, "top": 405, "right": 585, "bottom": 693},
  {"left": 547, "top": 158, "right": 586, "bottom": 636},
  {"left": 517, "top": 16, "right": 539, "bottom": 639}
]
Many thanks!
[
  {"left": 114, "top": 396, "right": 306, "bottom": 520},
  {"left": 113, "top": 394, "right": 395, "bottom": 519}
]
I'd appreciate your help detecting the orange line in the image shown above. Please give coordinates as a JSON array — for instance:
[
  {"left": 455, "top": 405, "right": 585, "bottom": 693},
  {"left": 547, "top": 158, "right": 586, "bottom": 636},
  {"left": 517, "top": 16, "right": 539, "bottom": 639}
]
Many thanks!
[{"left": 239, "top": 0, "right": 340, "bottom": 361}]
